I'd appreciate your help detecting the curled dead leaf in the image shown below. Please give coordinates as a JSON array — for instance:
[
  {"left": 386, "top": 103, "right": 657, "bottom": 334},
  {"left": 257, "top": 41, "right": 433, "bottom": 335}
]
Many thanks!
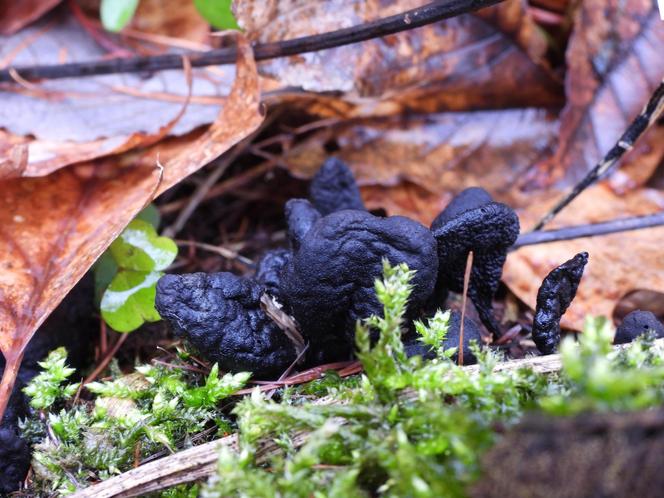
[
  {"left": 504, "top": 184, "right": 664, "bottom": 330},
  {"left": 0, "top": 8, "right": 234, "bottom": 177},
  {"left": 0, "top": 34, "right": 263, "bottom": 420}
]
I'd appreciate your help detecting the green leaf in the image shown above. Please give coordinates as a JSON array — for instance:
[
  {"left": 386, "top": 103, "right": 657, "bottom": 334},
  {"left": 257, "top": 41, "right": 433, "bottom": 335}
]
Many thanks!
[
  {"left": 93, "top": 251, "right": 118, "bottom": 306},
  {"left": 109, "top": 219, "right": 177, "bottom": 272},
  {"left": 100, "top": 270, "right": 163, "bottom": 332},
  {"left": 194, "top": 0, "right": 239, "bottom": 30},
  {"left": 136, "top": 203, "right": 161, "bottom": 229},
  {"left": 100, "top": 0, "right": 139, "bottom": 32}
]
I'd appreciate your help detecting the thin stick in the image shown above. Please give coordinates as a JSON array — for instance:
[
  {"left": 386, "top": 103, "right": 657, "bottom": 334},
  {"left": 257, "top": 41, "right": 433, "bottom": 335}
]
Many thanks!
[
  {"left": 78, "top": 333, "right": 129, "bottom": 391},
  {"left": 0, "top": 0, "right": 503, "bottom": 83},
  {"left": 161, "top": 111, "right": 280, "bottom": 238},
  {"left": 512, "top": 211, "right": 664, "bottom": 250},
  {"left": 532, "top": 79, "right": 664, "bottom": 231},
  {"left": 459, "top": 251, "right": 474, "bottom": 366},
  {"left": 173, "top": 240, "right": 253, "bottom": 266}
]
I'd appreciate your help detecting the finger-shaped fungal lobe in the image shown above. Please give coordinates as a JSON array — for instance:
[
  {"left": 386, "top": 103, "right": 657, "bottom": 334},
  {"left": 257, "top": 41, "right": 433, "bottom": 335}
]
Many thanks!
[
  {"left": 0, "top": 427, "right": 30, "bottom": 495},
  {"left": 532, "top": 252, "right": 589, "bottom": 355},
  {"left": 255, "top": 249, "right": 292, "bottom": 301},
  {"left": 430, "top": 188, "right": 520, "bottom": 337},
  {"left": 613, "top": 310, "right": 664, "bottom": 344},
  {"left": 309, "top": 157, "right": 365, "bottom": 215},
  {"left": 281, "top": 209, "right": 438, "bottom": 361},
  {"left": 155, "top": 273, "right": 297, "bottom": 378},
  {"left": 285, "top": 199, "right": 322, "bottom": 251}
]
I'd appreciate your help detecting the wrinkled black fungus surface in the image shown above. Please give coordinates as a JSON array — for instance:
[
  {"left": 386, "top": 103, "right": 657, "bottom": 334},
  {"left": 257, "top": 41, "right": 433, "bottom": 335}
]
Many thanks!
[
  {"left": 281, "top": 209, "right": 438, "bottom": 362},
  {"left": 532, "top": 252, "right": 588, "bottom": 355},
  {"left": 309, "top": 157, "right": 365, "bottom": 215},
  {"left": 156, "top": 272, "right": 297, "bottom": 378},
  {"left": 285, "top": 199, "right": 321, "bottom": 251},
  {"left": 255, "top": 249, "right": 292, "bottom": 301},
  {"left": 0, "top": 426, "right": 30, "bottom": 496},
  {"left": 0, "top": 275, "right": 95, "bottom": 495},
  {"left": 613, "top": 310, "right": 664, "bottom": 345},
  {"left": 430, "top": 188, "right": 520, "bottom": 337},
  {"left": 404, "top": 311, "right": 483, "bottom": 365}
]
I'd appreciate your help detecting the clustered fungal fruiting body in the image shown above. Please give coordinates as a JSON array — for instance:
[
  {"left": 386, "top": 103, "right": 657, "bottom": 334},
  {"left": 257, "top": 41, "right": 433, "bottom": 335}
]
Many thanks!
[
  {"left": 156, "top": 157, "right": 663, "bottom": 378},
  {"left": 429, "top": 187, "right": 520, "bottom": 337},
  {"left": 156, "top": 272, "right": 298, "bottom": 378},
  {"left": 281, "top": 209, "right": 439, "bottom": 362},
  {"left": 531, "top": 252, "right": 589, "bottom": 355},
  {"left": 156, "top": 158, "right": 513, "bottom": 374},
  {"left": 613, "top": 310, "right": 664, "bottom": 345},
  {"left": 0, "top": 276, "right": 95, "bottom": 495}
]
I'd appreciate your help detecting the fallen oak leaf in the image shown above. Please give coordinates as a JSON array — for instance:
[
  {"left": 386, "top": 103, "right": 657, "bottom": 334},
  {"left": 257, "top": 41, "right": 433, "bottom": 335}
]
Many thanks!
[{"left": 0, "top": 34, "right": 263, "bottom": 420}]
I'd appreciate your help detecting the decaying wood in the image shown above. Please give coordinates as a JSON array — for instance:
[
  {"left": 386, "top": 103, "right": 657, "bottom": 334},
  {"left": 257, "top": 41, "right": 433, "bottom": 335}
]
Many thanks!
[
  {"left": 70, "top": 339, "right": 664, "bottom": 498},
  {"left": 473, "top": 408, "right": 664, "bottom": 498}
]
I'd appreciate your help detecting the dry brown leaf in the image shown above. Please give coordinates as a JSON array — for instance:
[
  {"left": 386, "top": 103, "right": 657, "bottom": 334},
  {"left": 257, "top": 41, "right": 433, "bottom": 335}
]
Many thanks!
[
  {"left": 0, "top": 0, "right": 61, "bottom": 35},
  {"left": 240, "top": 0, "right": 562, "bottom": 113},
  {"left": 283, "top": 108, "right": 559, "bottom": 222},
  {"left": 530, "top": 0, "right": 664, "bottom": 189},
  {"left": 503, "top": 184, "right": 664, "bottom": 330},
  {"left": 0, "top": 35, "right": 263, "bottom": 419},
  {"left": 128, "top": 0, "right": 210, "bottom": 45},
  {"left": 475, "top": 0, "right": 549, "bottom": 67},
  {"left": 0, "top": 8, "right": 234, "bottom": 177}
]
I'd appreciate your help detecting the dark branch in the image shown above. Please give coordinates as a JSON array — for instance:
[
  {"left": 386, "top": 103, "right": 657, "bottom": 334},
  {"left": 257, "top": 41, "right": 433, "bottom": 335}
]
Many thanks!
[
  {"left": 0, "top": 0, "right": 503, "bottom": 83},
  {"left": 531, "top": 79, "right": 664, "bottom": 231},
  {"left": 513, "top": 211, "right": 664, "bottom": 250}
]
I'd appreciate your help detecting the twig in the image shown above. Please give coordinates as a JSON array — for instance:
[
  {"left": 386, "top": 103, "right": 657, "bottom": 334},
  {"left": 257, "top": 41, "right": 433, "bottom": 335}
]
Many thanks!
[
  {"left": 0, "top": 0, "right": 504, "bottom": 83},
  {"left": 71, "top": 339, "right": 663, "bottom": 498},
  {"left": 67, "top": 0, "right": 133, "bottom": 57},
  {"left": 512, "top": 211, "right": 664, "bottom": 250},
  {"left": 459, "top": 251, "right": 474, "bottom": 365},
  {"left": 162, "top": 151, "right": 240, "bottom": 238},
  {"left": 532, "top": 79, "right": 664, "bottom": 231},
  {"left": 173, "top": 239, "right": 254, "bottom": 266},
  {"left": 162, "top": 111, "right": 281, "bottom": 238},
  {"left": 77, "top": 333, "right": 129, "bottom": 394},
  {"left": 159, "top": 161, "right": 275, "bottom": 215}
]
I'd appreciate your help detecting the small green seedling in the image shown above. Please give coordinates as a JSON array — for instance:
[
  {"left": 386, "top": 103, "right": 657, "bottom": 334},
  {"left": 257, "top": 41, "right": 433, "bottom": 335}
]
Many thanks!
[
  {"left": 96, "top": 205, "right": 177, "bottom": 332},
  {"left": 100, "top": 0, "right": 240, "bottom": 33},
  {"left": 194, "top": 0, "right": 239, "bottom": 30},
  {"left": 100, "top": 0, "right": 139, "bottom": 32}
]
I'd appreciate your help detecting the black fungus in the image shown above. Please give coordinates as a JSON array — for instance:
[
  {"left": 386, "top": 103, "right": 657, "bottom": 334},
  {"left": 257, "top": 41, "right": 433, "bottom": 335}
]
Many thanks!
[
  {"left": 309, "top": 157, "right": 365, "bottom": 215},
  {"left": 281, "top": 209, "right": 438, "bottom": 362},
  {"left": 403, "top": 310, "right": 483, "bottom": 365},
  {"left": 613, "top": 310, "right": 664, "bottom": 345},
  {"left": 285, "top": 199, "right": 321, "bottom": 251},
  {"left": 156, "top": 272, "right": 297, "bottom": 378},
  {"left": 430, "top": 187, "right": 520, "bottom": 337},
  {"left": 0, "top": 426, "right": 30, "bottom": 496},
  {"left": 532, "top": 252, "right": 589, "bottom": 355},
  {"left": 255, "top": 248, "right": 292, "bottom": 301}
]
